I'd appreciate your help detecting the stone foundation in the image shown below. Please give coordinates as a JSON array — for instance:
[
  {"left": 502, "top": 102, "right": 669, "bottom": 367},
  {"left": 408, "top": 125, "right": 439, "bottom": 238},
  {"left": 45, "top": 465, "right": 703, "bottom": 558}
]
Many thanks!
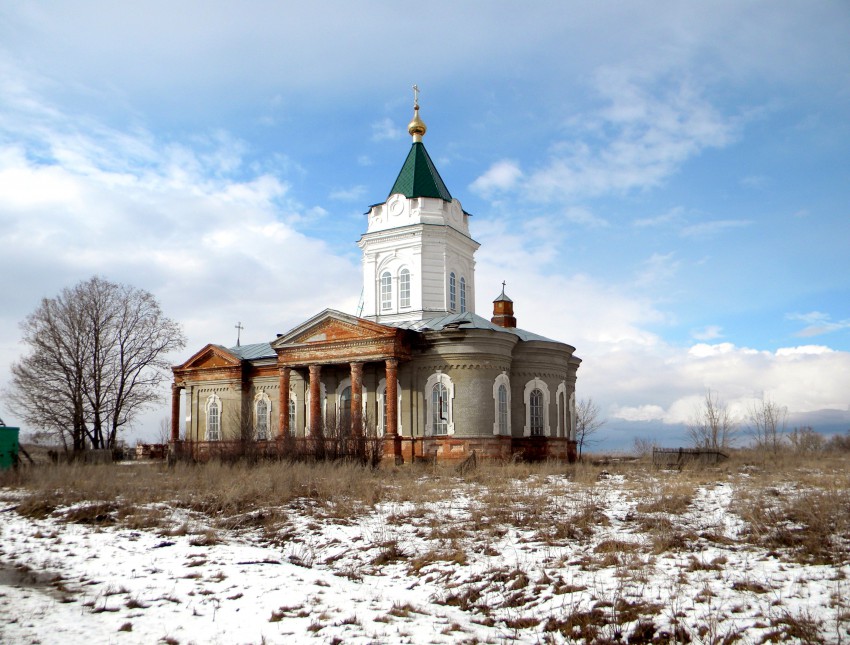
[{"left": 171, "top": 436, "right": 578, "bottom": 465}]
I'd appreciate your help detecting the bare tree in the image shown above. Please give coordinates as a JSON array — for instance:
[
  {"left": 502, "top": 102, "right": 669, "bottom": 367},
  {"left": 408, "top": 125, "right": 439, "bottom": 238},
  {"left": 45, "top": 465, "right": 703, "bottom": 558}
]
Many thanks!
[
  {"left": 687, "top": 389, "right": 737, "bottom": 450},
  {"left": 7, "top": 287, "right": 91, "bottom": 451},
  {"left": 5, "top": 277, "right": 186, "bottom": 452},
  {"left": 747, "top": 395, "right": 787, "bottom": 454},
  {"left": 575, "top": 397, "right": 606, "bottom": 458},
  {"left": 787, "top": 425, "right": 825, "bottom": 454},
  {"left": 632, "top": 436, "right": 658, "bottom": 459}
]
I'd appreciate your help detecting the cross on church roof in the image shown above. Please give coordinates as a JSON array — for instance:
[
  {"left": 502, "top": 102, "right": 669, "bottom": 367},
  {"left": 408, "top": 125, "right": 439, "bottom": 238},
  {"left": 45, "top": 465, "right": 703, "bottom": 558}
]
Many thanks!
[{"left": 235, "top": 321, "right": 244, "bottom": 347}]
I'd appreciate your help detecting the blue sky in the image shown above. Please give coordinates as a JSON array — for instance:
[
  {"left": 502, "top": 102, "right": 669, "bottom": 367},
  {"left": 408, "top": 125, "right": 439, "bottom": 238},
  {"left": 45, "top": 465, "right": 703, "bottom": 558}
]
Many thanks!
[{"left": 1, "top": 1, "right": 848, "bottom": 449}]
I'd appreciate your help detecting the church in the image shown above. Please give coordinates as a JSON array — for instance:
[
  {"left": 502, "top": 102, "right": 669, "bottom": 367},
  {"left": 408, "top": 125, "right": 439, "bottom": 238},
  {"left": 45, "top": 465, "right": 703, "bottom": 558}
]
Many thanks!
[{"left": 170, "top": 97, "right": 581, "bottom": 464}]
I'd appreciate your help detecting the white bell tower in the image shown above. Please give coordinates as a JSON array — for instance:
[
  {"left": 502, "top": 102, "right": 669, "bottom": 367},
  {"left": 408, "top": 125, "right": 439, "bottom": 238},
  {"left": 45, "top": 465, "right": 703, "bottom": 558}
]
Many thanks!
[{"left": 358, "top": 90, "right": 479, "bottom": 324}]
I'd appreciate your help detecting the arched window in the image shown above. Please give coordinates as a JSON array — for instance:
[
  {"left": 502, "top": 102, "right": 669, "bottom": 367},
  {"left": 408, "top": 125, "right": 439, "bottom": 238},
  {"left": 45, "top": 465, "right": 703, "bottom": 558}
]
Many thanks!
[
  {"left": 425, "top": 372, "right": 454, "bottom": 436},
  {"left": 377, "top": 378, "right": 402, "bottom": 436},
  {"left": 432, "top": 382, "right": 449, "bottom": 435},
  {"left": 254, "top": 391, "right": 272, "bottom": 441},
  {"left": 289, "top": 392, "right": 297, "bottom": 436},
  {"left": 339, "top": 385, "right": 352, "bottom": 431},
  {"left": 399, "top": 268, "right": 411, "bottom": 308},
  {"left": 523, "top": 378, "right": 551, "bottom": 437},
  {"left": 530, "top": 389, "right": 544, "bottom": 436},
  {"left": 380, "top": 271, "right": 392, "bottom": 311},
  {"left": 492, "top": 372, "right": 511, "bottom": 436},
  {"left": 498, "top": 385, "right": 509, "bottom": 434},
  {"left": 460, "top": 277, "right": 466, "bottom": 313},
  {"left": 205, "top": 394, "right": 221, "bottom": 441},
  {"left": 449, "top": 272, "right": 457, "bottom": 311},
  {"left": 256, "top": 400, "right": 269, "bottom": 440}
]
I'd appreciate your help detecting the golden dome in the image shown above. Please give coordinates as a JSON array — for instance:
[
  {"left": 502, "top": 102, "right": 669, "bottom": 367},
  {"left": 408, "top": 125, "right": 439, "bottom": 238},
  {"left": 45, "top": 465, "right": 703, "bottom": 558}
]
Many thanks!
[{"left": 408, "top": 105, "right": 426, "bottom": 142}]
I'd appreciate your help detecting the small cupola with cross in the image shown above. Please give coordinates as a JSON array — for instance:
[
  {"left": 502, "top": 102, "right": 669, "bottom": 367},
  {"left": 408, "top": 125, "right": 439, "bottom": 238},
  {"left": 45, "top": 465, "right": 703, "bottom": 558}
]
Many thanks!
[{"left": 491, "top": 282, "right": 517, "bottom": 328}]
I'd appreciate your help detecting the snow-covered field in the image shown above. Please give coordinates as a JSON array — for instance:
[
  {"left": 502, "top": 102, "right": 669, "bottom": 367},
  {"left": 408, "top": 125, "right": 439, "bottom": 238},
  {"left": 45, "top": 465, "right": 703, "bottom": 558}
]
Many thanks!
[{"left": 1, "top": 459, "right": 848, "bottom": 644}]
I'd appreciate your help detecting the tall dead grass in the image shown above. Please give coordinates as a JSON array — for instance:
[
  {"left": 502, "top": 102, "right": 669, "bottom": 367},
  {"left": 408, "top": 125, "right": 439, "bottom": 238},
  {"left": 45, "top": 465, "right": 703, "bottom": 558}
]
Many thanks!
[{"left": 5, "top": 452, "right": 850, "bottom": 562}]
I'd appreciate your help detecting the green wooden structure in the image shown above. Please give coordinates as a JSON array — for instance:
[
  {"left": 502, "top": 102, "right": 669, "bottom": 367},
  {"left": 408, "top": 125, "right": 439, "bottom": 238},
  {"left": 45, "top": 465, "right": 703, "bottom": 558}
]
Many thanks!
[{"left": 0, "top": 426, "right": 20, "bottom": 470}]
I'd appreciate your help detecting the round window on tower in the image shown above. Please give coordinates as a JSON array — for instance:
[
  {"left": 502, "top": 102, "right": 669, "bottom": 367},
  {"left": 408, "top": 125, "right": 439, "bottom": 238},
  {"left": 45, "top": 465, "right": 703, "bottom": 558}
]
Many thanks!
[{"left": 390, "top": 197, "right": 404, "bottom": 217}]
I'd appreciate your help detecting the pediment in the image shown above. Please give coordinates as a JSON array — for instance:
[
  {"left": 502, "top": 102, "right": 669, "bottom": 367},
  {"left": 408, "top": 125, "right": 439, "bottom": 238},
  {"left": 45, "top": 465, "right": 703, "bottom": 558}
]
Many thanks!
[
  {"left": 273, "top": 309, "right": 397, "bottom": 348},
  {"left": 174, "top": 344, "right": 241, "bottom": 371}
]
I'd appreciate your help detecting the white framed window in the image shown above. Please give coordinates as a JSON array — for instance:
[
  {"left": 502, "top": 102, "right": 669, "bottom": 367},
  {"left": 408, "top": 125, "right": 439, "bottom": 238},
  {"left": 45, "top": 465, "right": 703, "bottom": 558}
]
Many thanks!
[
  {"left": 205, "top": 393, "right": 222, "bottom": 441},
  {"left": 523, "top": 378, "right": 551, "bottom": 437},
  {"left": 425, "top": 372, "right": 454, "bottom": 436},
  {"left": 289, "top": 391, "right": 297, "bottom": 436},
  {"left": 254, "top": 391, "right": 272, "bottom": 440},
  {"left": 460, "top": 277, "right": 466, "bottom": 313},
  {"left": 380, "top": 271, "right": 392, "bottom": 311},
  {"left": 399, "top": 268, "right": 411, "bottom": 308},
  {"left": 492, "top": 372, "right": 511, "bottom": 435},
  {"left": 377, "top": 378, "right": 402, "bottom": 437},
  {"left": 530, "top": 389, "right": 544, "bottom": 436},
  {"left": 449, "top": 272, "right": 456, "bottom": 311}
]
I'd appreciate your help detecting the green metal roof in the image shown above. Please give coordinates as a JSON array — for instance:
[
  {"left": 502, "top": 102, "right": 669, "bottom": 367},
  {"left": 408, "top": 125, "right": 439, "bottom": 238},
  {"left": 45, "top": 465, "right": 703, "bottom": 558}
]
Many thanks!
[
  {"left": 388, "top": 142, "right": 453, "bottom": 202},
  {"left": 225, "top": 342, "right": 275, "bottom": 361},
  {"left": 391, "top": 311, "right": 560, "bottom": 343}
]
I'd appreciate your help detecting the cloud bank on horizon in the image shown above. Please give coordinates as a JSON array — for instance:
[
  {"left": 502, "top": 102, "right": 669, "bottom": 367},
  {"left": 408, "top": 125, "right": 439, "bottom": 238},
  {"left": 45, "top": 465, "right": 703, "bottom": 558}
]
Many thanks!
[{"left": 1, "top": 1, "right": 848, "bottom": 446}]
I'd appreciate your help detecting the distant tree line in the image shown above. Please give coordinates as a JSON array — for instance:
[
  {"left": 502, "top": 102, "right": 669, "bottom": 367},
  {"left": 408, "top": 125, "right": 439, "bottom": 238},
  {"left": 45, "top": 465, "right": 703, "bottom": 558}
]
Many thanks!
[{"left": 632, "top": 389, "right": 850, "bottom": 457}]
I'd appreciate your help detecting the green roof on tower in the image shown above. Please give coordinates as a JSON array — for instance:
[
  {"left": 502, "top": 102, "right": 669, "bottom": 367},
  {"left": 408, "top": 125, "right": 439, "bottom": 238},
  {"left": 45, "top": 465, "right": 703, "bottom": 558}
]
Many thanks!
[
  {"left": 388, "top": 141, "right": 453, "bottom": 202},
  {"left": 387, "top": 90, "right": 453, "bottom": 202}
]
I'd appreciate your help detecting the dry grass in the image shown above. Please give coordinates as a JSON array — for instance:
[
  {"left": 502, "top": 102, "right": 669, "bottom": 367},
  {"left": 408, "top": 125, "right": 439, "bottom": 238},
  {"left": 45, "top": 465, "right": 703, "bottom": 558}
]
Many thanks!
[
  {"left": 7, "top": 453, "right": 849, "bottom": 562},
  {"left": 4, "top": 450, "right": 850, "bottom": 643}
]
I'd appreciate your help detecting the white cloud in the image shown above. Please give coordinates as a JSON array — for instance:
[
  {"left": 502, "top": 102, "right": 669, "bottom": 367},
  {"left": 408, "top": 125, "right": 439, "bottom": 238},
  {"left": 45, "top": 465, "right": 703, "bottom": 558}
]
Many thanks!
[
  {"left": 371, "top": 117, "right": 403, "bottom": 142},
  {"left": 474, "top": 226, "right": 850, "bottom": 432},
  {"left": 329, "top": 185, "right": 367, "bottom": 202},
  {"left": 564, "top": 206, "right": 608, "bottom": 228},
  {"left": 633, "top": 206, "right": 685, "bottom": 228},
  {"left": 0, "top": 87, "right": 361, "bottom": 434},
  {"left": 634, "top": 252, "right": 680, "bottom": 288},
  {"left": 691, "top": 325, "right": 723, "bottom": 341},
  {"left": 775, "top": 345, "right": 833, "bottom": 357},
  {"left": 688, "top": 343, "right": 738, "bottom": 358},
  {"left": 470, "top": 160, "right": 522, "bottom": 195},
  {"left": 524, "top": 73, "right": 739, "bottom": 202},
  {"left": 612, "top": 404, "right": 666, "bottom": 422},
  {"left": 680, "top": 219, "right": 753, "bottom": 238},
  {"left": 787, "top": 312, "right": 850, "bottom": 338}
]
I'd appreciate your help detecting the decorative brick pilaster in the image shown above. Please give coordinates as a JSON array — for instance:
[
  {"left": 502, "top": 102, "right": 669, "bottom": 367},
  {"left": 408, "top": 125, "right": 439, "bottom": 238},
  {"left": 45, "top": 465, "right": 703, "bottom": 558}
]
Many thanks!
[
  {"left": 384, "top": 358, "right": 402, "bottom": 464},
  {"left": 278, "top": 367, "right": 290, "bottom": 438},
  {"left": 385, "top": 359, "right": 398, "bottom": 437},
  {"left": 350, "top": 362, "right": 363, "bottom": 436},
  {"left": 170, "top": 383, "right": 183, "bottom": 442},
  {"left": 309, "top": 364, "right": 322, "bottom": 437}
]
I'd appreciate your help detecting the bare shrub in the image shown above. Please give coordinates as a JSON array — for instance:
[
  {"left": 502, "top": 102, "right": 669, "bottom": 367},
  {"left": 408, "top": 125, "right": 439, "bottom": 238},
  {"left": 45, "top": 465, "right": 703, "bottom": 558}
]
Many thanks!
[
  {"left": 787, "top": 425, "right": 826, "bottom": 453},
  {"left": 688, "top": 389, "right": 737, "bottom": 450},
  {"left": 764, "top": 609, "right": 824, "bottom": 644},
  {"left": 736, "top": 482, "right": 850, "bottom": 565},
  {"left": 632, "top": 436, "right": 658, "bottom": 459},
  {"left": 575, "top": 398, "right": 606, "bottom": 458},
  {"left": 826, "top": 429, "right": 850, "bottom": 453},
  {"left": 747, "top": 395, "right": 787, "bottom": 456}
]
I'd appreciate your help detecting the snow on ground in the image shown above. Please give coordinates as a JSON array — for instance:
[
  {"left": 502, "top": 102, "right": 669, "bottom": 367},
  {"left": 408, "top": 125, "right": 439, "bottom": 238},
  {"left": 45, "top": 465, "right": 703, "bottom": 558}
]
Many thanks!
[{"left": 1, "top": 467, "right": 849, "bottom": 644}]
